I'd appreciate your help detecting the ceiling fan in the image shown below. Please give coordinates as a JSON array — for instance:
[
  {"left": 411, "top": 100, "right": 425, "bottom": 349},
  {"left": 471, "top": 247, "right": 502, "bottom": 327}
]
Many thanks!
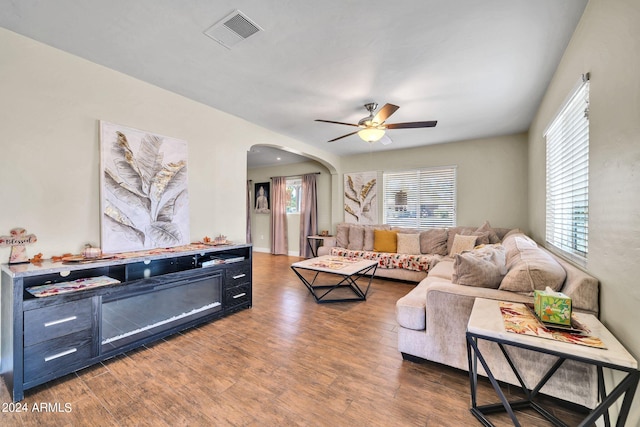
[{"left": 315, "top": 102, "right": 437, "bottom": 144}]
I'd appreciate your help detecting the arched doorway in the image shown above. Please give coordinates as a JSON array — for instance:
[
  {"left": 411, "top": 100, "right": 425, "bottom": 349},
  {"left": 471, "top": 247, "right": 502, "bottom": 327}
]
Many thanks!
[{"left": 246, "top": 145, "right": 337, "bottom": 255}]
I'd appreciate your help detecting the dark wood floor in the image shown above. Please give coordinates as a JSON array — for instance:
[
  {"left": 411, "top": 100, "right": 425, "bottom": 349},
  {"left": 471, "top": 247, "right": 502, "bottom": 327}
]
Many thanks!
[{"left": 1, "top": 253, "right": 588, "bottom": 426}]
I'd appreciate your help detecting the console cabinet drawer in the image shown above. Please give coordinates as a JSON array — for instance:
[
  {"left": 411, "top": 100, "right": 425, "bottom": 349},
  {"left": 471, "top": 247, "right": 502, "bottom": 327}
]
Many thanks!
[
  {"left": 24, "top": 330, "right": 93, "bottom": 383},
  {"left": 24, "top": 299, "right": 93, "bottom": 346},
  {"left": 225, "top": 283, "right": 251, "bottom": 309},
  {"left": 225, "top": 261, "right": 250, "bottom": 285}
]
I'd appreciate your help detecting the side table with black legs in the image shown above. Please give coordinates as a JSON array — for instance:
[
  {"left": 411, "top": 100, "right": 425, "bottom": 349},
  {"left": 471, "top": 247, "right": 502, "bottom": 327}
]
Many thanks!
[
  {"left": 306, "top": 235, "right": 333, "bottom": 258},
  {"left": 466, "top": 298, "right": 639, "bottom": 427}
]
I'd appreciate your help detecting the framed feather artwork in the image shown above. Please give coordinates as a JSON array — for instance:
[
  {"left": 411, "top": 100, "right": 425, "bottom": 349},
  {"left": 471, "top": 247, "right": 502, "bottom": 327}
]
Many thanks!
[
  {"left": 343, "top": 171, "right": 378, "bottom": 224},
  {"left": 99, "top": 121, "right": 190, "bottom": 253}
]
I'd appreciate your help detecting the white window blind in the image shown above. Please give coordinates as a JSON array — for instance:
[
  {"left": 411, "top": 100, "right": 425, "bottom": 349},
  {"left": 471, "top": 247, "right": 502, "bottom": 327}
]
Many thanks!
[
  {"left": 545, "top": 74, "right": 589, "bottom": 263},
  {"left": 383, "top": 167, "right": 456, "bottom": 228}
]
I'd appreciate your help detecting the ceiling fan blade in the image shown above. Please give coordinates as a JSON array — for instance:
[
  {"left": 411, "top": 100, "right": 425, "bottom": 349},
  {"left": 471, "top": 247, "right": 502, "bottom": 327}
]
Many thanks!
[
  {"left": 386, "top": 120, "right": 437, "bottom": 129},
  {"left": 373, "top": 103, "right": 400, "bottom": 123},
  {"left": 327, "top": 131, "right": 359, "bottom": 142},
  {"left": 379, "top": 134, "right": 393, "bottom": 145},
  {"left": 315, "top": 119, "right": 360, "bottom": 127}
]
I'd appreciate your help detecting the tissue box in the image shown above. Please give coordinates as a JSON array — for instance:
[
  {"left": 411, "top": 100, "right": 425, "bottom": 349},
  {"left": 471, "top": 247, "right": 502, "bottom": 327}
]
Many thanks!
[{"left": 534, "top": 289, "right": 572, "bottom": 326}]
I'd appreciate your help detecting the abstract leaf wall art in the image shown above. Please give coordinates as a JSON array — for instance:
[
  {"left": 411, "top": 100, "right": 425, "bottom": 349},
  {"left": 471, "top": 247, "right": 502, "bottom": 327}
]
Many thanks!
[
  {"left": 344, "top": 171, "right": 378, "bottom": 224},
  {"left": 100, "top": 121, "right": 190, "bottom": 253}
]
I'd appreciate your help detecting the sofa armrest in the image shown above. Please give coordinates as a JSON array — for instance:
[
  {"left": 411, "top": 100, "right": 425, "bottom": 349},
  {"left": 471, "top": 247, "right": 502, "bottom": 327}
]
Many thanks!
[
  {"left": 426, "top": 282, "right": 535, "bottom": 305},
  {"left": 424, "top": 282, "right": 534, "bottom": 333},
  {"left": 316, "top": 237, "right": 337, "bottom": 257},
  {"left": 540, "top": 247, "right": 599, "bottom": 316},
  {"left": 320, "top": 236, "right": 337, "bottom": 248}
]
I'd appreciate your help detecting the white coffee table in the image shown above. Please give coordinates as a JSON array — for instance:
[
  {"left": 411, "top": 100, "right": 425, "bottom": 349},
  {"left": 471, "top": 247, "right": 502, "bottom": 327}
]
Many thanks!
[
  {"left": 466, "top": 298, "right": 639, "bottom": 426},
  {"left": 290, "top": 255, "right": 377, "bottom": 303}
]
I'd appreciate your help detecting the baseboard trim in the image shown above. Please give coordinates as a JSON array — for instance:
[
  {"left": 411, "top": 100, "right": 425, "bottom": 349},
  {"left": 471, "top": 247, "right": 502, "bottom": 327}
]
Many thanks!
[{"left": 252, "top": 247, "right": 303, "bottom": 257}]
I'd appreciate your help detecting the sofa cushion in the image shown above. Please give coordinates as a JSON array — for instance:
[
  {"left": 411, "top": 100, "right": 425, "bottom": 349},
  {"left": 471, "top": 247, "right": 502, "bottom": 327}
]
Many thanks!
[
  {"left": 347, "top": 225, "right": 365, "bottom": 250},
  {"left": 472, "top": 231, "right": 492, "bottom": 245},
  {"left": 494, "top": 227, "right": 515, "bottom": 241},
  {"left": 446, "top": 226, "right": 477, "bottom": 254},
  {"left": 503, "top": 233, "right": 538, "bottom": 267},
  {"left": 363, "top": 226, "right": 375, "bottom": 251},
  {"left": 515, "top": 235, "right": 537, "bottom": 250},
  {"left": 449, "top": 234, "right": 477, "bottom": 257},
  {"left": 428, "top": 259, "right": 454, "bottom": 279},
  {"left": 475, "top": 221, "right": 501, "bottom": 244},
  {"left": 419, "top": 228, "right": 448, "bottom": 256},
  {"left": 502, "top": 228, "right": 525, "bottom": 241},
  {"left": 499, "top": 246, "right": 567, "bottom": 293},
  {"left": 364, "top": 225, "right": 390, "bottom": 251},
  {"left": 397, "top": 233, "right": 421, "bottom": 255},
  {"left": 374, "top": 229, "right": 398, "bottom": 252},
  {"left": 452, "top": 245, "right": 507, "bottom": 288},
  {"left": 336, "top": 223, "right": 350, "bottom": 248}
]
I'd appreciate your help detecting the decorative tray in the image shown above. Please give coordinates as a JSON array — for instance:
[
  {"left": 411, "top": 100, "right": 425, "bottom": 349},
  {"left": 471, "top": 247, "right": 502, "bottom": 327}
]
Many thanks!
[{"left": 200, "top": 240, "right": 232, "bottom": 246}]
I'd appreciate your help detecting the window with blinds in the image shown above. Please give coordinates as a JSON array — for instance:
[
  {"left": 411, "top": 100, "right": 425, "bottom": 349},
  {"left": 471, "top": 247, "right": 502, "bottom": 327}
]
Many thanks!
[
  {"left": 383, "top": 167, "right": 456, "bottom": 228},
  {"left": 545, "top": 74, "right": 590, "bottom": 263}
]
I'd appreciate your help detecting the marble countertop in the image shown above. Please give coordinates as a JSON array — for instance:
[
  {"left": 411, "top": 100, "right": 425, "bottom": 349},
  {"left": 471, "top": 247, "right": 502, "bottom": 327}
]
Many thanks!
[
  {"left": 291, "top": 255, "right": 377, "bottom": 275},
  {"left": 1, "top": 243, "right": 251, "bottom": 278},
  {"left": 468, "top": 298, "right": 638, "bottom": 370}
]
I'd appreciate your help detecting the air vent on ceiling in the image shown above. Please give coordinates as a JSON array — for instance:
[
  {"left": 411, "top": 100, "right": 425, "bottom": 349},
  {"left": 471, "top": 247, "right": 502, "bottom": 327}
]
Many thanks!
[{"left": 204, "top": 10, "right": 263, "bottom": 49}]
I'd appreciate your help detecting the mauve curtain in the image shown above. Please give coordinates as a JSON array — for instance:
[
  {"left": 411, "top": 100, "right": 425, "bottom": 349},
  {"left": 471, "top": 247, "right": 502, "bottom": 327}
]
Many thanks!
[
  {"left": 299, "top": 174, "right": 318, "bottom": 257},
  {"left": 246, "top": 180, "right": 252, "bottom": 244},
  {"left": 270, "top": 176, "right": 288, "bottom": 255}
]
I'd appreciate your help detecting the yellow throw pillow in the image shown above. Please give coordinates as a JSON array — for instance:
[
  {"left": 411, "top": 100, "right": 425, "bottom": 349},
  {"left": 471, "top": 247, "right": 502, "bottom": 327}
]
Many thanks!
[{"left": 374, "top": 229, "right": 398, "bottom": 253}]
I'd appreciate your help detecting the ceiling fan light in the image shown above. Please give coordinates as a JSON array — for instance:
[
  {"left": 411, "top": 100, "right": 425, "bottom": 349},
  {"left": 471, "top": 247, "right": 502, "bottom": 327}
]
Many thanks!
[{"left": 358, "top": 128, "right": 385, "bottom": 143}]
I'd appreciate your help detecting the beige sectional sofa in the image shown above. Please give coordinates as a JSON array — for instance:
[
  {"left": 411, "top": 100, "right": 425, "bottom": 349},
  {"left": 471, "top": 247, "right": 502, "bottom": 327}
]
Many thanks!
[
  {"left": 396, "top": 229, "right": 600, "bottom": 408},
  {"left": 317, "top": 223, "right": 512, "bottom": 282},
  {"left": 320, "top": 222, "right": 600, "bottom": 408}
]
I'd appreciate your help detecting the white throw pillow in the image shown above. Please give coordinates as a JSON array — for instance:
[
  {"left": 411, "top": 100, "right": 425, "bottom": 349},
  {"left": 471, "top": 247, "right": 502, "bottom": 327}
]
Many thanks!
[
  {"left": 397, "top": 233, "right": 421, "bottom": 255},
  {"left": 449, "top": 234, "right": 477, "bottom": 257}
]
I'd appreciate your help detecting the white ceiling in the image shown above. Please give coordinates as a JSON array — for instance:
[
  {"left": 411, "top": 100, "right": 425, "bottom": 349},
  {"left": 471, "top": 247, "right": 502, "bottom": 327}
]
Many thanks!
[
  {"left": 247, "top": 145, "right": 312, "bottom": 169},
  {"left": 0, "top": 0, "right": 587, "bottom": 168}
]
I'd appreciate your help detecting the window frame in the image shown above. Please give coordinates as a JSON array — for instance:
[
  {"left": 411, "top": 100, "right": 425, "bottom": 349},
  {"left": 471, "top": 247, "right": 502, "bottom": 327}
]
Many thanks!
[
  {"left": 285, "top": 177, "right": 302, "bottom": 214},
  {"left": 382, "top": 166, "right": 457, "bottom": 229},
  {"left": 544, "top": 74, "right": 590, "bottom": 265}
]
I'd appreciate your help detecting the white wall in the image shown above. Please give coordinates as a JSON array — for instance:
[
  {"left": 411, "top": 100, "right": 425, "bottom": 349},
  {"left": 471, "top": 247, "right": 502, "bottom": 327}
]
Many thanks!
[
  {"left": 0, "top": 28, "right": 339, "bottom": 259},
  {"left": 247, "top": 132, "right": 529, "bottom": 256},
  {"left": 338, "top": 133, "right": 529, "bottom": 230},
  {"left": 528, "top": 0, "right": 640, "bottom": 423},
  {"left": 0, "top": 28, "right": 528, "bottom": 261},
  {"left": 247, "top": 161, "right": 333, "bottom": 255}
]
